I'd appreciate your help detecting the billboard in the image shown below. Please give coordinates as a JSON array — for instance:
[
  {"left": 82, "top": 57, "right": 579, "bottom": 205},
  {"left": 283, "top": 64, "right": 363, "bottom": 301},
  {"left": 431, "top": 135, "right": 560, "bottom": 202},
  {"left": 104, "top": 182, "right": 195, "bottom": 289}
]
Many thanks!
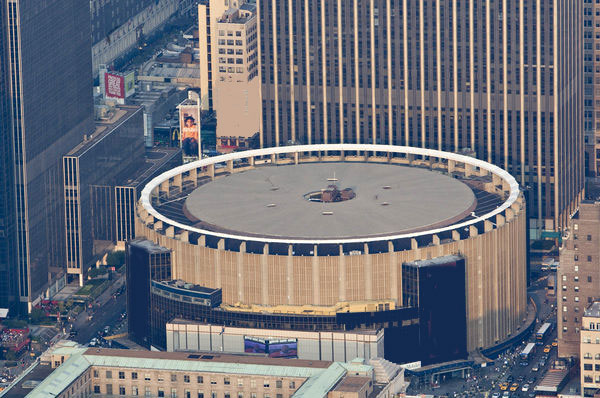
[
  {"left": 244, "top": 338, "right": 267, "bottom": 354},
  {"left": 244, "top": 337, "right": 297, "bottom": 358},
  {"left": 267, "top": 340, "right": 297, "bottom": 358},
  {"left": 179, "top": 104, "right": 200, "bottom": 162},
  {"left": 124, "top": 71, "right": 135, "bottom": 97},
  {"left": 105, "top": 72, "right": 125, "bottom": 99}
]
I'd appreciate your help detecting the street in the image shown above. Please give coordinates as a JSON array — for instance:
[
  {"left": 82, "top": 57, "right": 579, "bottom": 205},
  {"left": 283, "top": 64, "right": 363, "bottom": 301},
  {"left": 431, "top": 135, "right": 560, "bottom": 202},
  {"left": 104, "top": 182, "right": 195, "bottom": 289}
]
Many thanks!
[{"left": 69, "top": 274, "right": 127, "bottom": 345}]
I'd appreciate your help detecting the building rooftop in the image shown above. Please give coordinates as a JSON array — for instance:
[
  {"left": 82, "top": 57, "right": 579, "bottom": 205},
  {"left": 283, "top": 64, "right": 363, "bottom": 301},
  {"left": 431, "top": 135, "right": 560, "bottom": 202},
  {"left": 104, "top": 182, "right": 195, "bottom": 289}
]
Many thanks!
[
  {"left": 154, "top": 279, "right": 221, "bottom": 295},
  {"left": 585, "top": 301, "right": 600, "bottom": 318},
  {"left": 66, "top": 105, "right": 141, "bottom": 157},
  {"left": 184, "top": 162, "right": 478, "bottom": 239},
  {"left": 332, "top": 376, "right": 372, "bottom": 392},
  {"left": 404, "top": 255, "right": 464, "bottom": 268},
  {"left": 128, "top": 238, "right": 171, "bottom": 254},
  {"left": 24, "top": 347, "right": 373, "bottom": 398}
]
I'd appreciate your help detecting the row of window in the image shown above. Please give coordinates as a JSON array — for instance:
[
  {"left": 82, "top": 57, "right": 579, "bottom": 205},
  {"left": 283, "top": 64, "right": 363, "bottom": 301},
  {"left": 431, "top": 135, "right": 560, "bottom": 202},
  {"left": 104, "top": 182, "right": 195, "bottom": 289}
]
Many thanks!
[
  {"left": 92, "top": 385, "right": 287, "bottom": 398},
  {"left": 93, "top": 370, "right": 295, "bottom": 389}
]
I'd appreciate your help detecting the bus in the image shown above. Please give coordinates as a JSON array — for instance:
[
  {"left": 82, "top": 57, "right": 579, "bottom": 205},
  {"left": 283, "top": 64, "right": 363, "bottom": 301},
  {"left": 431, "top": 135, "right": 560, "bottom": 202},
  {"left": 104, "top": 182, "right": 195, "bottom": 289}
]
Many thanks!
[
  {"left": 520, "top": 342, "right": 536, "bottom": 360},
  {"left": 536, "top": 322, "right": 552, "bottom": 344}
]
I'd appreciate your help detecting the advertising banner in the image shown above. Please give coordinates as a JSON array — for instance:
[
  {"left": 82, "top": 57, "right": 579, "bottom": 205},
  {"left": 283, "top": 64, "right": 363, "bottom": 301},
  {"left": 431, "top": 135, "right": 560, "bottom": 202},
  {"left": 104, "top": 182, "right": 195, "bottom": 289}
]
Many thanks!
[
  {"left": 179, "top": 104, "right": 200, "bottom": 162},
  {"left": 244, "top": 338, "right": 267, "bottom": 354},
  {"left": 267, "top": 340, "right": 297, "bottom": 358},
  {"left": 244, "top": 337, "right": 297, "bottom": 358},
  {"left": 124, "top": 71, "right": 135, "bottom": 97},
  {"left": 105, "top": 72, "right": 125, "bottom": 99}
]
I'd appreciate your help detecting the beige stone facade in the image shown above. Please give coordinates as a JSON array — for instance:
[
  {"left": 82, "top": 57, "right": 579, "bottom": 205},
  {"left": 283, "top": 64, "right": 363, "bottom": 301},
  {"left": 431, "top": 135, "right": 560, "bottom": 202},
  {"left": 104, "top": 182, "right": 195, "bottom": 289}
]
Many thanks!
[
  {"left": 581, "top": 302, "right": 600, "bottom": 397},
  {"left": 136, "top": 145, "right": 528, "bottom": 353},
  {"left": 30, "top": 347, "right": 380, "bottom": 398},
  {"left": 558, "top": 201, "right": 600, "bottom": 359}
]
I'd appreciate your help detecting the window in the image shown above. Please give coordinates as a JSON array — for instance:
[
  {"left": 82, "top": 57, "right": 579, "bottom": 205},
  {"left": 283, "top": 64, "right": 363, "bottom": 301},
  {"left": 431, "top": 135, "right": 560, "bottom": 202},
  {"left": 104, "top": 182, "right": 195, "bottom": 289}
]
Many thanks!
[
  {"left": 588, "top": 256, "right": 593, "bottom": 262},
  {"left": 159, "top": 389, "right": 165, "bottom": 397},
  {"left": 94, "top": 386, "right": 101, "bottom": 394},
  {"left": 158, "top": 375, "right": 164, "bottom": 382},
  {"left": 132, "top": 372, "right": 138, "bottom": 380},
  {"left": 587, "top": 234, "right": 592, "bottom": 241},
  {"left": 289, "top": 381, "right": 295, "bottom": 389},
  {"left": 275, "top": 380, "right": 282, "bottom": 388},
  {"left": 119, "top": 371, "right": 125, "bottom": 379},
  {"left": 224, "top": 377, "right": 231, "bottom": 385},
  {"left": 589, "top": 276, "right": 593, "bottom": 283},
  {"left": 172, "top": 374, "right": 178, "bottom": 382},
  {"left": 198, "top": 393, "right": 204, "bottom": 398},
  {"left": 238, "top": 379, "right": 244, "bottom": 387},
  {"left": 145, "top": 374, "right": 151, "bottom": 381},
  {"left": 211, "top": 379, "right": 217, "bottom": 385},
  {"left": 185, "top": 391, "right": 191, "bottom": 398},
  {"left": 585, "top": 363, "right": 593, "bottom": 370},
  {"left": 184, "top": 375, "right": 190, "bottom": 383},
  {"left": 238, "top": 393, "right": 244, "bottom": 398},
  {"left": 93, "top": 370, "right": 99, "bottom": 378},
  {"left": 197, "top": 376, "right": 204, "bottom": 384},
  {"left": 171, "top": 388, "right": 177, "bottom": 398},
  {"left": 107, "top": 384, "right": 113, "bottom": 395},
  {"left": 106, "top": 371, "right": 113, "bottom": 379},
  {"left": 120, "top": 386, "right": 126, "bottom": 395},
  {"left": 133, "top": 386, "right": 139, "bottom": 395},
  {"left": 263, "top": 381, "right": 270, "bottom": 388}
]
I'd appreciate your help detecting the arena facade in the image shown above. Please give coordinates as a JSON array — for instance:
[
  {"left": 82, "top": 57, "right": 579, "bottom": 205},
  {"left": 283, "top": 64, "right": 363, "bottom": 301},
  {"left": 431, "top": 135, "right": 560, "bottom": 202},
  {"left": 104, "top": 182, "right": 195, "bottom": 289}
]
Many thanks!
[{"left": 135, "top": 144, "right": 527, "bottom": 356}]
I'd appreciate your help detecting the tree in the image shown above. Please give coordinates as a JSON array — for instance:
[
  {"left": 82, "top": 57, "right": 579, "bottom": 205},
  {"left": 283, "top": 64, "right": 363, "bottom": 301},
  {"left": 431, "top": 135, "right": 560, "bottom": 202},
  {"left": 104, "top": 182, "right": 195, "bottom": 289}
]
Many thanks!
[
  {"left": 29, "top": 308, "right": 47, "bottom": 325},
  {"left": 106, "top": 251, "right": 125, "bottom": 267}
]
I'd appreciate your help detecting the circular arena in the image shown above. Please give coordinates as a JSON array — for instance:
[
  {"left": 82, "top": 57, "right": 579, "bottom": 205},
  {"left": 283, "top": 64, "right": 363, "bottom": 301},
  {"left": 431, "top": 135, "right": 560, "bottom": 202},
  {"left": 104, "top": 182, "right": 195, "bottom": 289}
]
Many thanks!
[{"left": 137, "top": 144, "right": 527, "bottom": 352}]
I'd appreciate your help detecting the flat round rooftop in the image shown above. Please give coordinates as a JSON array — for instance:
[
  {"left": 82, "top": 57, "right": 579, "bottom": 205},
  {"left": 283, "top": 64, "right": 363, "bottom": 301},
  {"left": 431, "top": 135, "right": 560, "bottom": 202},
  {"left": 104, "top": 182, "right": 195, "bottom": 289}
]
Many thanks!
[{"left": 184, "top": 162, "right": 477, "bottom": 239}]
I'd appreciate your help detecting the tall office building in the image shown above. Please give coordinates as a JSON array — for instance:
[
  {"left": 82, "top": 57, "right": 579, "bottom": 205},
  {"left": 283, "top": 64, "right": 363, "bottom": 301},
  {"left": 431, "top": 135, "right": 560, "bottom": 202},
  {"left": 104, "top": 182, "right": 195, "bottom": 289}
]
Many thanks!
[
  {"left": 0, "top": 0, "right": 95, "bottom": 311},
  {"left": 557, "top": 199, "right": 600, "bottom": 359},
  {"left": 259, "top": 1, "right": 584, "bottom": 232}
]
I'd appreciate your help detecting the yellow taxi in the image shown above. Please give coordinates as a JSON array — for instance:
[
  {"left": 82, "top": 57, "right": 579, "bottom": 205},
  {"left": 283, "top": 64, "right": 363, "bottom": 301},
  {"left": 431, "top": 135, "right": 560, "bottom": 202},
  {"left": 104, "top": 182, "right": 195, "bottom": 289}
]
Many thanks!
[
  {"left": 499, "top": 382, "right": 509, "bottom": 391},
  {"left": 552, "top": 340, "right": 558, "bottom": 347},
  {"left": 544, "top": 345, "right": 551, "bottom": 353},
  {"left": 510, "top": 383, "right": 519, "bottom": 392}
]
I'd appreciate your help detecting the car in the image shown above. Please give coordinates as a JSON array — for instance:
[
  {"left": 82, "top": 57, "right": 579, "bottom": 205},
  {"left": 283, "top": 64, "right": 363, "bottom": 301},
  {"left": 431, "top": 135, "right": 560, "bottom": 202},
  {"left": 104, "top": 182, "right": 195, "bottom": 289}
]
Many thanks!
[
  {"left": 543, "top": 345, "right": 551, "bottom": 353},
  {"left": 541, "top": 354, "right": 549, "bottom": 360},
  {"left": 552, "top": 340, "right": 558, "bottom": 347},
  {"left": 520, "top": 361, "right": 529, "bottom": 366},
  {"left": 527, "top": 377, "right": 536, "bottom": 384},
  {"left": 502, "top": 391, "right": 510, "bottom": 398},
  {"left": 500, "top": 382, "right": 509, "bottom": 391},
  {"left": 492, "top": 393, "right": 501, "bottom": 398},
  {"left": 507, "top": 376, "right": 514, "bottom": 383},
  {"left": 510, "top": 383, "right": 519, "bottom": 392},
  {"left": 517, "top": 375, "right": 526, "bottom": 382},
  {"left": 539, "top": 360, "right": 546, "bottom": 367},
  {"left": 522, "top": 384, "right": 530, "bottom": 392},
  {"left": 532, "top": 366, "right": 539, "bottom": 372}
]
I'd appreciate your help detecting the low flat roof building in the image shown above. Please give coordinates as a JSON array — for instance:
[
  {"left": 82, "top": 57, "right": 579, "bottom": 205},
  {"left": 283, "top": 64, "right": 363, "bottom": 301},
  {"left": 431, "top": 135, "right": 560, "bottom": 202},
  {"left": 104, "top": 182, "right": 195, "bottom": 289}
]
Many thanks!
[{"left": 22, "top": 346, "right": 401, "bottom": 398}]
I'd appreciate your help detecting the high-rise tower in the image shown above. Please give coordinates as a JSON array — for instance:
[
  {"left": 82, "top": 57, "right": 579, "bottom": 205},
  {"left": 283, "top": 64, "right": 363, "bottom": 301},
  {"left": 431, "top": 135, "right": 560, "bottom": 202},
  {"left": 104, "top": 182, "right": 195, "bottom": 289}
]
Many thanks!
[
  {"left": 0, "top": 0, "right": 95, "bottom": 311},
  {"left": 259, "top": 0, "right": 584, "bottom": 232}
]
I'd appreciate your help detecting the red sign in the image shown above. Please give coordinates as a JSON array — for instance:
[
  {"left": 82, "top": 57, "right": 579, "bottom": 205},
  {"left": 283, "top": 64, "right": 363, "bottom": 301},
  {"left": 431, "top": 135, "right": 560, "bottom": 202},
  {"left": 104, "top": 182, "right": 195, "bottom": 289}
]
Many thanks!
[{"left": 105, "top": 72, "right": 125, "bottom": 99}]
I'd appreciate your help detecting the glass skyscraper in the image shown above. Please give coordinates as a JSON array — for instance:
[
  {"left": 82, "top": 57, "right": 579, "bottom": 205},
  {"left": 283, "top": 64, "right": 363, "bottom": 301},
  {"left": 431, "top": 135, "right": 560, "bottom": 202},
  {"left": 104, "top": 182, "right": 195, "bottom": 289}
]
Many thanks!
[
  {"left": 259, "top": 0, "right": 584, "bottom": 232},
  {"left": 0, "top": 0, "right": 95, "bottom": 312}
]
